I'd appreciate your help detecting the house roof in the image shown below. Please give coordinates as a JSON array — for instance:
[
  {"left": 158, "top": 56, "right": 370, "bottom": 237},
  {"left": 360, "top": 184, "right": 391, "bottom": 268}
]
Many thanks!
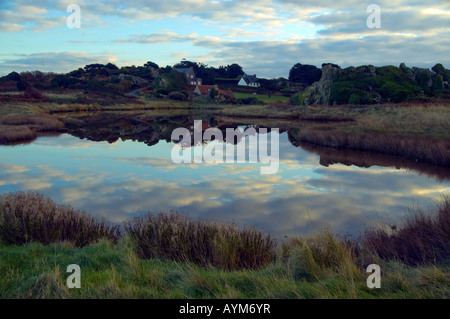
[
  {"left": 241, "top": 74, "right": 258, "bottom": 84},
  {"left": 196, "top": 85, "right": 215, "bottom": 95},
  {"left": 174, "top": 67, "right": 192, "bottom": 74},
  {"left": 186, "top": 85, "right": 235, "bottom": 98}
]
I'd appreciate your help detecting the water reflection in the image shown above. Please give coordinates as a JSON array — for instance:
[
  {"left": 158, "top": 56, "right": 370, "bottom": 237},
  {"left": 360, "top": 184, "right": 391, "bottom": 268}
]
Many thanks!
[{"left": 0, "top": 114, "right": 448, "bottom": 239}]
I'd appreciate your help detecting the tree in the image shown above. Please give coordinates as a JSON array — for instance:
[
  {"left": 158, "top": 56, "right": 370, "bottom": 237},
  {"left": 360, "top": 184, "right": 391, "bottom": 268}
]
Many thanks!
[
  {"left": 105, "top": 63, "right": 119, "bottom": 70},
  {"left": 144, "top": 61, "right": 159, "bottom": 69},
  {"left": 225, "top": 63, "right": 244, "bottom": 78},
  {"left": 5, "top": 71, "right": 21, "bottom": 81},
  {"left": 51, "top": 74, "right": 78, "bottom": 88},
  {"left": 289, "top": 63, "right": 322, "bottom": 86},
  {"left": 17, "top": 79, "right": 28, "bottom": 91}
]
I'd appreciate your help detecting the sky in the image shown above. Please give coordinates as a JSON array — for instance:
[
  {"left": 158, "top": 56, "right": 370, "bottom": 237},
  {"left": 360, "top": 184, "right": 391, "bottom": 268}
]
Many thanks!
[{"left": 1, "top": 0, "right": 449, "bottom": 78}]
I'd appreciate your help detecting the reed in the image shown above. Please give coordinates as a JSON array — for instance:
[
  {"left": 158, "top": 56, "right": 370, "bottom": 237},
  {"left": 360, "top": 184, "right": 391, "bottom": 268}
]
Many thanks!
[
  {"left": 362, "top": 197, "right": 450, "bottom": 265},
  {"left": 124, "top": 211, "right": 276, "bottom": 270},
  {"left": 0, "top": 192, "right": 120, "bottom": 246}
]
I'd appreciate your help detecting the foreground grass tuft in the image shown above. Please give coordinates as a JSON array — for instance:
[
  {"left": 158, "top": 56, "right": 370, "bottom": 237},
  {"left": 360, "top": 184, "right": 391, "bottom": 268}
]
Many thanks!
[
  {"left": 362, "top": 196, "right": 450, "bottom": 265},
  {"left": 124, "top": 211, "right": 276, "bottom": 270},
  {"left": 0, "top": 192, "right": 120, "bottom": 246}
]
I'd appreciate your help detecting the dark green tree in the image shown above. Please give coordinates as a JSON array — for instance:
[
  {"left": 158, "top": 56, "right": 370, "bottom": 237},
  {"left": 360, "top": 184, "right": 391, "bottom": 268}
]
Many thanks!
[
  {"left": 144, "top": 61, "right": 159, "bottom": 69},
  {"left": 225, "top": 63, "right": 244, "bottom": 78},
  {"left": 289, "top": 63, "right": 322, "bottom": 85}
]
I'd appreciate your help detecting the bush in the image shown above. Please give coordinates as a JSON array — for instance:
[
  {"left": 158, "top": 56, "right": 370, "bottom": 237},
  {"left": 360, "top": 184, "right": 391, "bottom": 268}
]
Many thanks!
[
  {"left": 168, "top": 91, "right": 186, "bottom": 101},
  {"left": 348, "top": 93, "right": 361, "bottom": 104},
  {"left": 238, "top": 97, "right": 260, "bottom": 105},
  {"left": 51, "top": 74, "right": 78, "bottom": 89},
  {"left": 16, "top": 79, "right": 28, "bottom": 91},
  {"left": 291, "top": 92, "right": 305, "bottom": 106}
]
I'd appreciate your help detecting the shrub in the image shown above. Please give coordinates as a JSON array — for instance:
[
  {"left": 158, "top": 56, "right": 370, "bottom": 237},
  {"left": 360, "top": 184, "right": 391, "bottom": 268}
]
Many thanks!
[
  {"left": 168, "top": 91, "right": 186, "bottom": 101},
  {"left": 50, "top": 74, "right": 78, "bottom": 89},
  {"left": 238, "top": 97, "right": 260, "bottom": 105},
  {"left": 291, "top": 92, "right": 305, "bottom": 106}
]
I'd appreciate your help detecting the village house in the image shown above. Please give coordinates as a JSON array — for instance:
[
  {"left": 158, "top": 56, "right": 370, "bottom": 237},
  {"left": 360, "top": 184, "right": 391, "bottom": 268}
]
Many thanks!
[
  {"left": 174, "top": 67, "right": 202, "bottom": 86},
  {"left": 238, "top": 74, "right": 260, "bottom": 87},
  {"left": 186, "top": 84, "right": 235, "bottom": 99}
]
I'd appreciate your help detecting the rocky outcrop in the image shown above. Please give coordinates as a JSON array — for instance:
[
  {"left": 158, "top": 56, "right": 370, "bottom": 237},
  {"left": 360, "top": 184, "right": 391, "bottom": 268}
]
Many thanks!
[
  {"left": 118, "top": 74, "right": 149, "bottom": 87},
  {"left": 301, "top": 63, "right": 449, "bottom": 105},
  {"left": 303, "top": 64, "right": 341, "bottom": 105}
]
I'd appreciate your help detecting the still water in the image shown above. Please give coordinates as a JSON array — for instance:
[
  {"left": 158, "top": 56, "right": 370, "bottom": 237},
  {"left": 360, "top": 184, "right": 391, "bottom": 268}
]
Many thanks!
[{"left": 0, "top": 118, "right": 448, "bottom": 238}]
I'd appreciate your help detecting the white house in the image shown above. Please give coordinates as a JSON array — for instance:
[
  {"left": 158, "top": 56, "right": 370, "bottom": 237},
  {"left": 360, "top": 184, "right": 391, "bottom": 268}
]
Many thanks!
[{"left": 238, "top": 74, "right": 260, "bottom": 87}]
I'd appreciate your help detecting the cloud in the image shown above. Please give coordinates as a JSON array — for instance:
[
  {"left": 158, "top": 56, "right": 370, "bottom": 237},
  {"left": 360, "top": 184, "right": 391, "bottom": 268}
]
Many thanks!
[
  {"left": 0, "top": 51, "right": 118, "bottom": 74},
  {"left": 115, "top": 32, "right": 200, "bottom": 44},
  {"left": 1, "top": 0, "right": 449, "bottom": 77}
]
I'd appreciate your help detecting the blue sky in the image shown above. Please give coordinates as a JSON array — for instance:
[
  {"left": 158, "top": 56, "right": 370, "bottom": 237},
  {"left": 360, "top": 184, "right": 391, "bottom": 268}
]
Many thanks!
[{"left": 1, "top": 0, "right": 449, "bottom": 77}]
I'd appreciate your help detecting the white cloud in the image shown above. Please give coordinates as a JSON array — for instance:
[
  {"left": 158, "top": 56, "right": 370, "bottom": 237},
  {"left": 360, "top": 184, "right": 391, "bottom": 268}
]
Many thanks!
[{"left": 0, "top": 51, "right": 118, "bottom": 74}]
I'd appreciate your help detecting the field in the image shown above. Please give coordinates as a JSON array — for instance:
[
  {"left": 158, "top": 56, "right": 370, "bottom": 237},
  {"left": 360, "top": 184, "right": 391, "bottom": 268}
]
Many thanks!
[{"left": 233, "top": 92, "right": 291, "bottom": 103}]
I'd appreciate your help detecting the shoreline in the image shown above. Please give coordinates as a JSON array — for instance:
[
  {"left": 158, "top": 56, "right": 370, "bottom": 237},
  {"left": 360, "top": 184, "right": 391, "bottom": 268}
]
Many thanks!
[{"left": 0, "top": 100, "right": 449, "bottom": 166}]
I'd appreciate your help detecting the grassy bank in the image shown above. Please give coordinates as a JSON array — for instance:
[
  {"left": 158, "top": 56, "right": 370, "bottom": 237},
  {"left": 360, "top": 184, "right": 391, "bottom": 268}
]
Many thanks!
[{"left": 0, "top": 192, "right": 449, "bottom": 299}]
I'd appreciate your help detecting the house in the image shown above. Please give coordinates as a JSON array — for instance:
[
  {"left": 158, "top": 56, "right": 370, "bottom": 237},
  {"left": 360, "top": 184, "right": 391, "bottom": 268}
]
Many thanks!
[
  {"left": 238, "top": 74, "right": 260, "bottom": 87},
  {"left": 174, "top": 67, "right": 202, "bottom": 86},
  {"left": 187, "top": 85, "right": 235, "bottom": 99}
]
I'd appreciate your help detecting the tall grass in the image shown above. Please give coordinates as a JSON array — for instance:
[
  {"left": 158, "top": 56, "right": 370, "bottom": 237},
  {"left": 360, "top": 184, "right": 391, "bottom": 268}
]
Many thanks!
[
  {"left": 0, "top": 125, "right": 36, "bottom": 144},
  {"left": 279, "top": 230, "right": 361, "bottom": 285},
  {"left": 0, "top": 114, "right": 65, "bottom": 144},
  {"left": 294, "top": 125, "right": 450, "bottom": 166},
  {"left": 0, "top": 192, "right": 120, "bottom": 246},
  {"left": 362, "top": 197, "right": 450, "bottom": 265},
  {"left": 124, "top": 211, "right": 276, "bottom": 270}
]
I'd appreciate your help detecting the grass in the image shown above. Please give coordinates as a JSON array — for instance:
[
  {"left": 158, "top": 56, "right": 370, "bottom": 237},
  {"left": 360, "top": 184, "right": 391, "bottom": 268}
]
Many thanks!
[
  {"left": 0, "top": 192, "right": 120, "bottom": 246},
  {"left": 234, "top": 92, "right": 290, "bottom": 103},
  {"left": 124, "top": 212, "right": 276, "bottom": 270},
  {"left": 0, "top": 114, "right": 65, "bottom": 144},
  {"left": 290, "top": 125, "right": 450, "bottom": 166},
  {"left": 362, "top": 197, "right": 450, "bottom": 266},
  {"left": 0, "top": 192, "right": 449, "bottom": 298}
]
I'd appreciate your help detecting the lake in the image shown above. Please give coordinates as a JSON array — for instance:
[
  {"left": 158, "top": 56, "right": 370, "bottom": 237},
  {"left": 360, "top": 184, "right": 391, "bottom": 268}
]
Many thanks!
[{"left": 0, "top": 113, "right": 449, "bottom": 239}]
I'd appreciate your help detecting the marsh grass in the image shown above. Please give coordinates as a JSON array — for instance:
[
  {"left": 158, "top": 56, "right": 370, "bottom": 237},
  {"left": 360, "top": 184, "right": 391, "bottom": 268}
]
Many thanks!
[
  {"left": 124, "top": 212, "right": 276, "bottom": 270},
  {"left": 0, "top": 192, "right": 120, "bottom": 246},
  {"left": 0, "top": 125, "right": 36, "bottom": 144},
  {"left": 362, "top": 197, "right": 450, "bottom": 266},
  {"left": 0, "top": 114, "right": 65, "bottom": 144},
  {"left": 294, "top": 125, "right": 450, "bottom": 166}
]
